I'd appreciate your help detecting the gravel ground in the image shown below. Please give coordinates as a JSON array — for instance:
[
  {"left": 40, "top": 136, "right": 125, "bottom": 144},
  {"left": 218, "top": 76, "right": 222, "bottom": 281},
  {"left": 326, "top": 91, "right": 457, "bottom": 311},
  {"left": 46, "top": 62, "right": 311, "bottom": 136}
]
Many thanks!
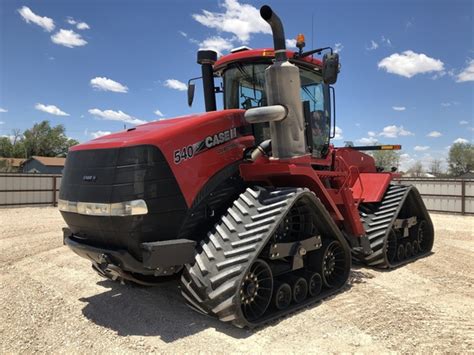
[{"left": 0, "top": 208, "right": 473, "bottom": 353}]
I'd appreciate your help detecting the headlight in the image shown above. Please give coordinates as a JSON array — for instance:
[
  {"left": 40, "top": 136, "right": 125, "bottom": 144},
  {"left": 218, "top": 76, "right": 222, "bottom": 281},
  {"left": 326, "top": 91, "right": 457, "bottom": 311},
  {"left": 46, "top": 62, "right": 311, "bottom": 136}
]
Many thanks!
[{"left": 58, "top": 199, "right": 148, "bottom": 216}]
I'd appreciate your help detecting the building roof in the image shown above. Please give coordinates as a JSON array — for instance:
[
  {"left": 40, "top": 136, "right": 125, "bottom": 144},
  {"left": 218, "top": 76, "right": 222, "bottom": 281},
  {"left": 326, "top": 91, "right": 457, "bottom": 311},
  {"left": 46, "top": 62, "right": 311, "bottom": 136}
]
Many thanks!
[
  {"left": 0, "top": 157, "right": 27, "bottom": 167},
  {"left": 30, "top": 156, "right": 66, "bottom": 167}
]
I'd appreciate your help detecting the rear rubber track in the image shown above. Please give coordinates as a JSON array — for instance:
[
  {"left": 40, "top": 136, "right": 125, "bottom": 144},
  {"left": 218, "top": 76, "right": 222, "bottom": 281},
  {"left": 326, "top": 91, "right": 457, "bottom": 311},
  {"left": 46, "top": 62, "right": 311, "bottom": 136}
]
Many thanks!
[{"left": 356, "top": 183, "right": 434, "bottom": 268}]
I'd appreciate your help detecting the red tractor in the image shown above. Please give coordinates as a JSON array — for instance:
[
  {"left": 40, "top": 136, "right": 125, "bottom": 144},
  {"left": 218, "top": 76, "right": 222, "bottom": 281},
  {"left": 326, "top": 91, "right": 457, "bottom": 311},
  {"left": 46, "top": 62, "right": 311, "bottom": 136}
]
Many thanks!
[{"left": 59, "top": 5, "right": 434, "bottom": 328}]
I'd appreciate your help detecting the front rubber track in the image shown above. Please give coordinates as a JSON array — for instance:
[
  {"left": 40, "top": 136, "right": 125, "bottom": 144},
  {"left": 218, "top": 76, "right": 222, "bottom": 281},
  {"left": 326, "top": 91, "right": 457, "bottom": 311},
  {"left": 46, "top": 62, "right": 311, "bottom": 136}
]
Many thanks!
[{"left": 180, "top": 186, "right": 351, "bottom": 328}]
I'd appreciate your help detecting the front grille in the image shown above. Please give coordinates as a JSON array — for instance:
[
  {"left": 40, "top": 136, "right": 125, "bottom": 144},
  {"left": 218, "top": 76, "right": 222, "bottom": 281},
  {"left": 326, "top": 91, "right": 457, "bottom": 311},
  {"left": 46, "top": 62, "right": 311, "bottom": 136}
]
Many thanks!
[{"left": 59, "top": 145, "right": 188, "bottom": 258}]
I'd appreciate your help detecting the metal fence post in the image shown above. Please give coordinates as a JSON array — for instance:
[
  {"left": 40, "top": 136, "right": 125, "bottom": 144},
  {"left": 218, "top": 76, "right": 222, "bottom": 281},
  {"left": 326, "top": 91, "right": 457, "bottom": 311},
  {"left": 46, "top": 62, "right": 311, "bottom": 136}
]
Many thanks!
[
  {"left": 52, "top": 176, "right": 57, "bottom": 207},
  {"left": 461, "top": 179, "right": 466, "bottom": 215}
]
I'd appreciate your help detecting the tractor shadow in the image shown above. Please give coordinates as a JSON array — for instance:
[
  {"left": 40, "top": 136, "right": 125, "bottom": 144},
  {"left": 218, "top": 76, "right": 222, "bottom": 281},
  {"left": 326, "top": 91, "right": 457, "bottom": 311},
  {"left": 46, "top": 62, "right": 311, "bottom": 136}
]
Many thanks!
[
  {"left": 79, "top": 269, "right": 375, "bottom": 342},
  {"left": 79, "top": 278, "right": 252, "bottom": 342}
]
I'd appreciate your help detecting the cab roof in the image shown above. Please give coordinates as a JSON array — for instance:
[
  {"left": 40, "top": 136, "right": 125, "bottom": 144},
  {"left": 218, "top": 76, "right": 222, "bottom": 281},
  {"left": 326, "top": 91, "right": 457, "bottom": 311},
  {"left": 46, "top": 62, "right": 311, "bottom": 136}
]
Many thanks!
[{"left": 214, "top": 48, "right": 323, "bottom": 72}]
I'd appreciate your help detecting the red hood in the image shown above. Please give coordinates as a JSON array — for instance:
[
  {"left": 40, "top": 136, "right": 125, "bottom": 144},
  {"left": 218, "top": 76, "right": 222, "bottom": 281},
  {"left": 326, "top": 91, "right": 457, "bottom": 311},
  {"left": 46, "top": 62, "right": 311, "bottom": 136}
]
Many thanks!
[{"left": 72, "top": 109, "right": 246, "bottom": 151}]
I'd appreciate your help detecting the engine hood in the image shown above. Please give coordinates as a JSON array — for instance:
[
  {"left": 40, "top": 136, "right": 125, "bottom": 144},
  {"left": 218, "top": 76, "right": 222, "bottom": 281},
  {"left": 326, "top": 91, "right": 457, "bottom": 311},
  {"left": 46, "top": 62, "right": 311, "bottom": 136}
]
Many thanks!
[{"left": 72, "top": 109, "right": 246, "bottom": 152}]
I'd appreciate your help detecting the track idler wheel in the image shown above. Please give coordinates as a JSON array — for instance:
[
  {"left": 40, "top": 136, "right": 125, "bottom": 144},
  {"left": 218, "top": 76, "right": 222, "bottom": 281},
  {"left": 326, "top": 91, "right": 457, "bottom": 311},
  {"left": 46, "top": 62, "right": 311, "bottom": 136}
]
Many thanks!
[
  {"left": 417, "top": 220, "right": 429, "bottom": 252},
  {"left": 321, "top": 240, "right": 346, "bottom": 288},
  {"left": 397, "top": 244, "right": 405, "bottom": 261},
  {"left": 240, "top": 259, "right": 273, "bottom": 322},
  {"left": 307, "top": 272, "right": 322, "bottom": 297},
  {"left": 272, "top": 281, "right": 292, "bottom": 310},
  {"left": 405, "top": 242, "right": 413, "bottom": 258}
]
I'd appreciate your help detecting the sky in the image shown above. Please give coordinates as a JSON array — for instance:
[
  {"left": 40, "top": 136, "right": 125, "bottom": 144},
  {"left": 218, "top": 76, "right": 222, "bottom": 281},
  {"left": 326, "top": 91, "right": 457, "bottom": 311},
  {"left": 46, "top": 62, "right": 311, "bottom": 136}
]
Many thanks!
[{"left": 0, "top": 0, "right": 473, "bottom": 171}]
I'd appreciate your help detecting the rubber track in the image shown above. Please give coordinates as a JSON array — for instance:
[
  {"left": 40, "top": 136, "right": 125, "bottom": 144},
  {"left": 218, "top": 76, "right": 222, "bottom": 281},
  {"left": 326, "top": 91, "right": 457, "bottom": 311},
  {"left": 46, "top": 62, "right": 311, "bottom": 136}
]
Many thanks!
[
  {"left": 356, "top": 184, "right": 431, "bottom": 268},
  {"left": 180, "top": 186, "right": 349, "bottom": 328}
]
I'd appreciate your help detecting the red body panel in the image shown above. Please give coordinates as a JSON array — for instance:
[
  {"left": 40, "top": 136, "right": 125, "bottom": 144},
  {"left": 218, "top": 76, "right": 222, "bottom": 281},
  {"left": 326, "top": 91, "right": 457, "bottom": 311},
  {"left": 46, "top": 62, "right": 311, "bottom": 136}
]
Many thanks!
[
  {"left": 72, "top": 109, "right": 254, "bottom": 207},
  {"left": 352, "top": 173, "right": 392, "bottom": 203}
]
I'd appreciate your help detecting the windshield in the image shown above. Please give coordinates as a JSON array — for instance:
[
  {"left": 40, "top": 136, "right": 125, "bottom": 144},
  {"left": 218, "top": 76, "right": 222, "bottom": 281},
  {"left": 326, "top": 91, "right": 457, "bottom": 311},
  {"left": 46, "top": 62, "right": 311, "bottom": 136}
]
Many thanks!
[
  {"left": 224, "top": 63, "right": 268, "bottom": 110},
  {"left": 223, "top": 62, "right": 330, "bottom": 157}
]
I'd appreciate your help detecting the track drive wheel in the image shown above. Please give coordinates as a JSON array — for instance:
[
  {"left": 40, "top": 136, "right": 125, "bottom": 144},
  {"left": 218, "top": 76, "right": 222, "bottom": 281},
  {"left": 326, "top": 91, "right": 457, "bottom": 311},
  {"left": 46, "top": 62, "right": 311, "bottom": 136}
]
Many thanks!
[{"left": 320, "top": 240, "right": 347, "bottom": 288}]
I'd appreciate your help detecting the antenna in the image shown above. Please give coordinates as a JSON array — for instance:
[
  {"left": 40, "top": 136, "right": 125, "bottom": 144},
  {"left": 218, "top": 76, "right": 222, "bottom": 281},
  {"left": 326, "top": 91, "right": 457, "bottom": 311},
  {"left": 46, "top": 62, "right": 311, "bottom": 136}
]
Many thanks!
[{"left": 311, "top": 12, "right": 314, "bottom": 60}]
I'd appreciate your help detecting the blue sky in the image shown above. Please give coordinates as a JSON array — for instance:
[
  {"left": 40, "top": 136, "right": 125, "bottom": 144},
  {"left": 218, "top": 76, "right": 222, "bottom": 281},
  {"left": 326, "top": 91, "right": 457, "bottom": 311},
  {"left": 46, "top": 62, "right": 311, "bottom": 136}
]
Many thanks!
[{"left": 0, "top": 0, "right": 472, "bottom": 170}]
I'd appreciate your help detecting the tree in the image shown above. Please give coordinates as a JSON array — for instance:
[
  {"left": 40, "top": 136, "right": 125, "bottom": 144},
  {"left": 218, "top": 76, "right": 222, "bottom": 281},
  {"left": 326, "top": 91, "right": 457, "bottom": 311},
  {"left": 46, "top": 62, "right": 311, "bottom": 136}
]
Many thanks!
[
  {"left": 448, "top": 143, "right": 474, "bottom": 176},
  {"left": 429, "top": 159, "right": 443, "bottom": 176},
  {"left": 371, "top": 149, "right": 400, "bottom": 172},
  {"left": 0, "top": 121, "right": 78, "bottom": 159},
  {"left": 407, "top": 161, "right": 424, "bottom": 177},
  {"left": 0, "top": 137, "right": 13, "bottom": 157}
]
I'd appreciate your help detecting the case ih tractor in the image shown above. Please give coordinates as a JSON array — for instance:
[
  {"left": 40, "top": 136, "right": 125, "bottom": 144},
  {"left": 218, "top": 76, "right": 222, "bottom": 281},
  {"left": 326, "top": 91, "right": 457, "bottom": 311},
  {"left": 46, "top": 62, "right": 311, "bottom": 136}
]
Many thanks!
[{"left": 59, "top": 5, "right": 434, "bottom": 328}]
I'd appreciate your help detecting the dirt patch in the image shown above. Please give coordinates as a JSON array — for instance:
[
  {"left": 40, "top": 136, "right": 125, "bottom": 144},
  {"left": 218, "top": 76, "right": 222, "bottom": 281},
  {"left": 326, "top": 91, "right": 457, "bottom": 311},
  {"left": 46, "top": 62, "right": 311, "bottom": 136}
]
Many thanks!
[{"left": 0, "top": 208, "right": 473, "bottom": 353}]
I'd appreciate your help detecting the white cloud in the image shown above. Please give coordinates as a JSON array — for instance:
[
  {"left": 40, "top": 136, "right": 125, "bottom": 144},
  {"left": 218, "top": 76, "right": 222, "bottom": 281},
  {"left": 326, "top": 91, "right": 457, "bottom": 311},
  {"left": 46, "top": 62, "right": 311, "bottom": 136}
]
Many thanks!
[
  {"left": 333, "top": 126, "right": 343, "bottom": 140},
  {"left": 441, "top": 101, "right": 459, "bottom": 107},
  {"left": 456, "top": 60, "right": 474, "bottom": 83},
  {"left": 0, "top": 121, "right": 4, "bottom": 125},
  {"left": 392, "top": 106, "right": 406, "bottom": 111},
  {"left": 35, "top": 103, "right": 69, "bottom": 116},
  {"left": 51, "top": 29, "right": 87, "bottom": 48},
  {"left": 199, "top": 36, "right": 234, "bottom": 54},
  {"left": 414, "top": 145, "right": 430, "bottom": 151},
  {"left": 367, "top": 40, "right": 378, "bottom": 51},
  {"left": 90, "top": 77, "right": 128, "bottom": 93},
  {"left": 427, "top": 131, "right": 442, "bottom": 138},
  {"left": 88, "top": 109, "right": 147, "bottom": 125},
  {"left": 164, "top": 79, "right": 187, "bottom": 91},
  {"left": 0, "top": 108, "right": 7, "bottom": 113},
  {"left": 368, "top": 131, "right": 376, "bottom": 137},
  {"left": 334, "top": 43, "right": 343, "bottom": 53},
  {"left": 453, "top": 138, "right": 469, "bottom": 144},
  {"left": 18, "top": 6, "right": 55, "bottom": 32},
  {"left": 154, "top": 109, "right": 164, "bottom": 117},
  {"left": 179, "top": 31, "right": 188, "bottom": 37},
  {"left": 66, "top": 17, "right": 77, "bottom": 25},
  {"left": 381, "top": 36, "right": 392, "bottom": 47},
  {"left": 192, "top": 0, "right": 271, "bottom": 43},
  {"left": 76, "top": 22, "right": 90, "bottom": 30},
  {"left": 379, "top": 125, "right": 414, "bottom": 138},
  {"left": 459, "top": 120, "right": 469, "bottom": 125},
  {"left": 90, "top": 130, "right": 111, "bottom": 139},
  {"left": 286, "top": 39, "right": 297, "bottom": 48},
  {"left": 378, "top": 50, "right": 444, "bottom": 78},
  {"left": 357, "top": 137, "right": 378, "bottom": 145}
]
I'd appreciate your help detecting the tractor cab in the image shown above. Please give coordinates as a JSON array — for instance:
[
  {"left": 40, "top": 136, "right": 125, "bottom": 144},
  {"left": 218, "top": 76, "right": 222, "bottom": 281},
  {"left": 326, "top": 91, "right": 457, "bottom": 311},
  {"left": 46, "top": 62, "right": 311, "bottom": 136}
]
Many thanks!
[{"left": 189, "top": 46, "right": 339, "bottom": 158}]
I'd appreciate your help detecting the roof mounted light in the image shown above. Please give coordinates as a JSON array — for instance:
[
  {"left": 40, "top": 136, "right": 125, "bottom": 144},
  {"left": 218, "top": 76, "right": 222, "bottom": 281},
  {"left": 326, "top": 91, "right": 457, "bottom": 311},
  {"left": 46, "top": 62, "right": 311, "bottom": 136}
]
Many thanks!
[{"left": 230, "top": 46, "right": 252, "bottom": 53}]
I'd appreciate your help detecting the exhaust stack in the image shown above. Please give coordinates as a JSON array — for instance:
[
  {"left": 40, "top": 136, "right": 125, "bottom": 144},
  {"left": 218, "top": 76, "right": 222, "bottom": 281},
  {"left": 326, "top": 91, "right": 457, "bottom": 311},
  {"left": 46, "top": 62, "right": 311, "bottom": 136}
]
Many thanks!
[{"left": 245, "top": 5, "right": 306, "bottom": 159}]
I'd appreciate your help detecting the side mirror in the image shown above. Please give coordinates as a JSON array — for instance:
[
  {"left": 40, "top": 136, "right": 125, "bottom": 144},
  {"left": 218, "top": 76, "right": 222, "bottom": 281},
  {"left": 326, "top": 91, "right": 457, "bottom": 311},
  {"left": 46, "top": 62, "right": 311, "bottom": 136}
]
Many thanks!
[
  {"left": 322, "top": 52, "right": 340, "bottom": 84},
  {"left": 187, "top": 82, "right": 195, "bottom": 107}
]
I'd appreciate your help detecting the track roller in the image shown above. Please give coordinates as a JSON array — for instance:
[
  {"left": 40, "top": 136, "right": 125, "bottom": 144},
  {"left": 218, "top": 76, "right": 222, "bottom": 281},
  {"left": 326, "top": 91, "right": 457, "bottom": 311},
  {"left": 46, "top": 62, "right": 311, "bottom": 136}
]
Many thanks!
[
  {"left": 405, "top": 242, "right": 413, "bottom": 258},
  {"left": 286, "top": 276, "right": 308, "bottom": 304},
  {"left": 307, "top": 272, "right": 322, "bottom": 297},
  {"left": 272, "top": 281, "right": 292, "bottom": 310},
  {"left": 397, "top": 244, "right": 405, "bottom": 261}
]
